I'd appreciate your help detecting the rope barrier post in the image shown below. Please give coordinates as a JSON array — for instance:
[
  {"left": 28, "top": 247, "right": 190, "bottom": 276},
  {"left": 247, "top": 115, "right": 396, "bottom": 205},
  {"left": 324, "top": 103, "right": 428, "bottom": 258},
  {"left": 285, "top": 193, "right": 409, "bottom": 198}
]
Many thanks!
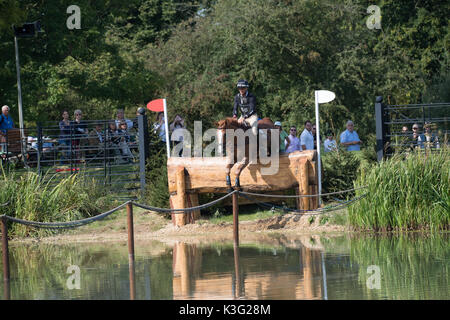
[
  {"left": 233, "top": 191, "right": 239, "bottom": 245},
  {"left": 126, "top": 202, "right": 136, "bottom": 300},
  {"left": 233, "top": 241, "right": 242, "bottom": 299},
  {"left": 1, "top": 216, "right": 10, "bottom": 300}
]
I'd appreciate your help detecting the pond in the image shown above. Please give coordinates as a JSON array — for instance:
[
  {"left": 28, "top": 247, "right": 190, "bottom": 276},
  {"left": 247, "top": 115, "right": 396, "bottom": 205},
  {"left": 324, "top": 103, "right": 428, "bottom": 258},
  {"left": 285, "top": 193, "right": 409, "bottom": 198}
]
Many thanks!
[{"left": 1, "top": 233, "right": 448, "bottom": 300}]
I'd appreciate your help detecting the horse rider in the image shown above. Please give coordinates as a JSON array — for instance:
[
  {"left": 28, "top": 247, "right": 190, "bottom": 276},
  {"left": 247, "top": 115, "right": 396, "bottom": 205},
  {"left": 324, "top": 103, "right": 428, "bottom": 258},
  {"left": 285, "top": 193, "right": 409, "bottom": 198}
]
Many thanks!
[{"left": 232, "top": 79, "right": 258, "bottom": 136}]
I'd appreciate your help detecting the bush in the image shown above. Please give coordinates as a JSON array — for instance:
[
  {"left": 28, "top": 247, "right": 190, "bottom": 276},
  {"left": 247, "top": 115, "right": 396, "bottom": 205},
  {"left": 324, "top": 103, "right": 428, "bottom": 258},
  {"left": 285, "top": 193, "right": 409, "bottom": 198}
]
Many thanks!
[
  {"left": 144, "top": 128, "right": 170, "bottom": 217},
  {"left": 321, "top": 148, "right": 361, "bottom": 200}
]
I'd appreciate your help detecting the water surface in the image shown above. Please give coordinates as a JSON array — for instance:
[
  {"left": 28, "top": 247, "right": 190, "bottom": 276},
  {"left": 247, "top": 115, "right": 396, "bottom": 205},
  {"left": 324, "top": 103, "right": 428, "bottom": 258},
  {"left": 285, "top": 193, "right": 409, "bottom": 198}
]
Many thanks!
[{"left": 1, "top": 233, "right": 448, "bottom": 300}]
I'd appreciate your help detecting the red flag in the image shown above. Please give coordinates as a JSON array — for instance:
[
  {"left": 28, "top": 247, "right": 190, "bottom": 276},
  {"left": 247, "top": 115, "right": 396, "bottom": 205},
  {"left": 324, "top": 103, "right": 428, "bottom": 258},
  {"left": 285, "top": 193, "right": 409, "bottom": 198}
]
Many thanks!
[{"left": 147, "top": 99, "right": 165, "bottom": 112}]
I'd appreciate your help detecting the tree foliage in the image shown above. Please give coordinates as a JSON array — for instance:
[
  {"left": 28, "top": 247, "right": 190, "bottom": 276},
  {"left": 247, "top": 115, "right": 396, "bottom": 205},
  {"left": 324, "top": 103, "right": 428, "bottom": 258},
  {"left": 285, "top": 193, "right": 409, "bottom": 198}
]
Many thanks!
[{"left": 0, "top": 0, "right": 447, "bottom": 149}]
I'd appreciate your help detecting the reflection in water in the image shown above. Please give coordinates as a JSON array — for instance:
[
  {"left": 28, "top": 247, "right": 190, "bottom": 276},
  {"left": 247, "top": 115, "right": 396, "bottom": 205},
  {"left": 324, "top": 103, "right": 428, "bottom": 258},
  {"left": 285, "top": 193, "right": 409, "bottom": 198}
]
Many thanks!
[
  {"left": 1, "top": 233, "right": 448, "bottom": 300},
  {"left": 172, "top": 239, "right": 325, "bottom": 300}
]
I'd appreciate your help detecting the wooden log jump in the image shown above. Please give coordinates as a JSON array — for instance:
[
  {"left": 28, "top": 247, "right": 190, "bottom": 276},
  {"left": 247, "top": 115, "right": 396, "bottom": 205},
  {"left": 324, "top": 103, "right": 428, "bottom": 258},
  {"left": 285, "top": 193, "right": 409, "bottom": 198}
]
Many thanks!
[{"left": 168, "top": 150, "right": 319, "bottom": 226}]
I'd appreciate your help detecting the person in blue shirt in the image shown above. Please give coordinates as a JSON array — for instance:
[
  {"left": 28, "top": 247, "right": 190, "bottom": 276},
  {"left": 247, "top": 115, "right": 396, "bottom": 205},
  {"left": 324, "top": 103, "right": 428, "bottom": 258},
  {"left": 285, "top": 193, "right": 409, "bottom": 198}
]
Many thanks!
[
  {"left": 0, "top": 105, "right": 14, "bottom": 152},
  {"left": 340, "top": 120, "right": 362, "bottom": 151},
  {"left": 0, "top": 105, "right": 14, "bottom": 133}
]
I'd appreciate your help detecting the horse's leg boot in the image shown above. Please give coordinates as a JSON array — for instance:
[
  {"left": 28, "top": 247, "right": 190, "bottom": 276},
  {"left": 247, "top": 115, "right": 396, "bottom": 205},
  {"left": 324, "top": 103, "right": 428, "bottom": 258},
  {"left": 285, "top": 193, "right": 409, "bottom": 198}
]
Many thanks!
[
  {"left": 234, "top": 177, "right": 241, "bottom": 190},
  {"left": 226, "top": 175, "right": 233, "bottom": 192}
]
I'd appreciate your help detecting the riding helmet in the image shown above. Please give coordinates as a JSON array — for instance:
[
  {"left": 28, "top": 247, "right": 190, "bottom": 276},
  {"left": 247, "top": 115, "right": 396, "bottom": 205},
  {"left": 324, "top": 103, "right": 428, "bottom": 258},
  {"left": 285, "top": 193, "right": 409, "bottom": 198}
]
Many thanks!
[{"left": 237, "top": 79, "right": 249, "bottom": 88}]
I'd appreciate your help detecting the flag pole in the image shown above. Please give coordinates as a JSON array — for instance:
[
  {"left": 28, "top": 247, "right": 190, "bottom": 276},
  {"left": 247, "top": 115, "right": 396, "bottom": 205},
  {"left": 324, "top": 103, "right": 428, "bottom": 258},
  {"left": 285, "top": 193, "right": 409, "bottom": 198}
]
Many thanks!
[
  {"left": 163, "top": 98, "right": 170, "bottom": 158},
  {"left": 314, "top": 91, "right": 322, "bottom": 206}
]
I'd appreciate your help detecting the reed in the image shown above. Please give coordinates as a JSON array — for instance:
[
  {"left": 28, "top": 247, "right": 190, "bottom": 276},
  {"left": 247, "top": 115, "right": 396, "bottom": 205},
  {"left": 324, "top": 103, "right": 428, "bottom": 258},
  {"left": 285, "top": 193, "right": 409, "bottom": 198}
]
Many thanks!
[
  {"left": 0, "top": 167, "right": 116, "bottom": 238},
  {"left": 349, "top": 147, "right": 450, "bottom": 231},
  {"left": 349, "top": 233, "right": 449, "bottom": 299}
]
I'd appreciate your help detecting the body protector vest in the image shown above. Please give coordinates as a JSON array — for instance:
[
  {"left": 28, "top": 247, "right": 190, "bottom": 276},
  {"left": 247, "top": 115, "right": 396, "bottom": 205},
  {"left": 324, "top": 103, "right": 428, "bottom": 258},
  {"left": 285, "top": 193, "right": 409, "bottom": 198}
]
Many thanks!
[{"left": 233, "top": 92, "right": 257, "bottom": 119}]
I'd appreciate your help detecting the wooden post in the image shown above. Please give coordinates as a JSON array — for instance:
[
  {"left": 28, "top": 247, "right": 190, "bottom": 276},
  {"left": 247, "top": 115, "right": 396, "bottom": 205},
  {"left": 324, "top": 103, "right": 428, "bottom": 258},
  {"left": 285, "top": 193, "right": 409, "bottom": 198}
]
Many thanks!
[
  {"left": 233, "top": 242, "right": 242, "bottom": 298},
  {"left": 233, "top": 192, "right": 239, "bottom": 245},
  {"left": 174, "top": 166, "right": 187, "bottom": 227},
  {"left": 1, "top": 216, "right": 10, "bottom": 300},
  {"left": 126, "top": 202, "right": 136, "bottom": 300},
  {"left": 188, "top": 193, "right": 201, "bottom": 221},
  {"left": 299, "top": 160, "right": 310, "bottom": 211}
]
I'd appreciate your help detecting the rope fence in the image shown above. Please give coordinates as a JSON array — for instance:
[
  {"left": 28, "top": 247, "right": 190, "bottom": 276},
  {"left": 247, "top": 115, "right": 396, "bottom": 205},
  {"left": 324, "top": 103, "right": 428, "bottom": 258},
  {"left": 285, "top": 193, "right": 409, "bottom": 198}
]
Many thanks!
[{"left": 0, "top": 186, "right": 366, "bottom": 229}]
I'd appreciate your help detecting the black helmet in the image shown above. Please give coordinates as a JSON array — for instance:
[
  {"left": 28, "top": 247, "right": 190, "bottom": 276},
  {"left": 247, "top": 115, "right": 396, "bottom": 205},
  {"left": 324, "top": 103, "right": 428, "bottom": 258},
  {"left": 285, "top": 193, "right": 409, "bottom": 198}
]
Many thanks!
[{"left": 237, "top": 79, "right": 249, "bottom": 88}]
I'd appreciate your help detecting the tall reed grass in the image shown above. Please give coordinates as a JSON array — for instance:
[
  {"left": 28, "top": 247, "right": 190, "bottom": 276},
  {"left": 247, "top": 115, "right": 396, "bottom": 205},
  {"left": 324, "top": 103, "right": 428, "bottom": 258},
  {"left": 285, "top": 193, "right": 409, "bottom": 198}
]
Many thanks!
[
  {"left": 0, "top": 167, "right": 117, "bottom": 238},
  {"left": 349, "top": 147, "right": 450, "bottom": 231},
  {"left": 349, "top": 233, "right": 449, "bottom": 299}
]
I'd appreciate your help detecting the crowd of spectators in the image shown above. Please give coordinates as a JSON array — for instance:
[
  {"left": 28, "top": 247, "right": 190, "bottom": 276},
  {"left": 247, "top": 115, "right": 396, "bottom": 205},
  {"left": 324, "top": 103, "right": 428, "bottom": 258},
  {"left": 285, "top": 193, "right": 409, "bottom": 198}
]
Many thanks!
[
  {"left": 56, "top": 108, "right": 137, "bottom": 164},
  {"left": 274, "top": 119, "right": 362, "bottom": 154}
]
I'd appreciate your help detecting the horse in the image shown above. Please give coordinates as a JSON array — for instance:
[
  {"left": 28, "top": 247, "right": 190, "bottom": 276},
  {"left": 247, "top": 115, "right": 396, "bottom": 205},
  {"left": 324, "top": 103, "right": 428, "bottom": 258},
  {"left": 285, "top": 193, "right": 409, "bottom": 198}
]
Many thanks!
[{"left": 216, "top": 117, "right": 276, "bottom": 190}]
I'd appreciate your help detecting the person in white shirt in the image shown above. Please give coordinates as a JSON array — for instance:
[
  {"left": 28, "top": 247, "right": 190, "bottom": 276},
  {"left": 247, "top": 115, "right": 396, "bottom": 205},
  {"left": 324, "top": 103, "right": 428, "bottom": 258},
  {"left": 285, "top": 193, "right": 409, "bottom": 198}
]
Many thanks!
[
  {"left": 285, "top": 126, "right": 301, "bottom": 153},
  {"left": 323, "top": 130, "right": 337, "bottom": 152},
  {"left": 300, "top": 120, "right": 314, "bottom": 150}
]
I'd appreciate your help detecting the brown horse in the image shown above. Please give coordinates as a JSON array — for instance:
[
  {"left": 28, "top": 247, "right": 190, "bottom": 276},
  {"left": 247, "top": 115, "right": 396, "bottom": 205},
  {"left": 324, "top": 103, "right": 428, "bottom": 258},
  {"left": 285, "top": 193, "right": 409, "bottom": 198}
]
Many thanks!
[{"left": 216, "top": 117, "right": 276, "bottom": 189}]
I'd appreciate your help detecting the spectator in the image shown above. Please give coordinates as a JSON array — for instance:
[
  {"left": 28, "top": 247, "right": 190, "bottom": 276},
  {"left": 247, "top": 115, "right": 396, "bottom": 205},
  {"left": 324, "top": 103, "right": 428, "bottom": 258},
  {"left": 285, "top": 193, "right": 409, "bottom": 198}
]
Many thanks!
[
  {"left": 410, "top": 123, "right": 424, "bottom": 150},
  {"left": 340, "top": 120, "right": 362, "bottom": 151},
  {"left": 87, "top": 123, "right": 105, "bottom": 160},
  {"left": 300, "top": 120, "right": 314, "bottom": 150},
  {"left": 117, "top": 120, "right": 134, "bottom": 162},
  {"left": 115, "top": 109, "right": 133, "bottom": 130},
  {"left": 0, "top": 105, "right": 14, "bottom": 152},
  {"left": 153, "top": 111, "right": 166, "bottom": 143},
  {"left": 397, "top": 125, "right": 410, "bottom": 154},
  {"left": 58, "top": 110, "right": 71, "bottom": 164},
  {"left": 311, "top": 124, "right": 321, "bottom": 150},
  {"left": 71, "top": 109, "right": 88, "bottom": 162},
  {"left": 170, "top": 114, "right": 186, "bottom": 157},
  {"left": 285, "top": 126, "right": 301, "bottom": 153},
  {"left": 89, "top": 123, "right": 104, "bottom": 146},
  {"left": 170, "top": 114, "right": 186, "bottom": 137},
  {"left": 106, "top": 121, "right": 121, "bottom": 161},
  {"left": 419, "top": 122, "right": 440, "bottom": 149},
  {"left": 274, "top": 121, "right": 289, "bottom": 154},
  {"left": 323, "top": 131, "right": 337, "bottom": 152}
]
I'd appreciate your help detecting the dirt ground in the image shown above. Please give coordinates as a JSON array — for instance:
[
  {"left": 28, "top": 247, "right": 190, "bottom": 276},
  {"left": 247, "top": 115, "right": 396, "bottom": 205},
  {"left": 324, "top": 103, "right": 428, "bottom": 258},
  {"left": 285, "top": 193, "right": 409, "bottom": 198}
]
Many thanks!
[{"left": 14, "top": 208, "right": 349, "bottom": 245}]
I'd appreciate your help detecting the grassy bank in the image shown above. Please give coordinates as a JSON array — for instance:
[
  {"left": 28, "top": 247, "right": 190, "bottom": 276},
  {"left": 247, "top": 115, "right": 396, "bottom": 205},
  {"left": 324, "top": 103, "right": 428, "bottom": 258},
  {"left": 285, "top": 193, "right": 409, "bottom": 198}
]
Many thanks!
[
  {"left": 0, "top": 167, "right": 118, "bottom": 238},
  {"left": 349, "top": 148, "right": 449, "bottom": 231}
]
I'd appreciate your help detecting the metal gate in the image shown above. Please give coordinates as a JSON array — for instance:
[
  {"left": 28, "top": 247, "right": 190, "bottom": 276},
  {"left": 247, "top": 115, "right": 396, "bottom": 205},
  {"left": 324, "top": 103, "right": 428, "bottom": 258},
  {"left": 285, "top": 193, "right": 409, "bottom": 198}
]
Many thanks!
[
  {"left": 375, "top": 96, "right": 449, "bottom": 160},
  {"left": 1, "top": 113, "right": 149, "bottom": 200}
]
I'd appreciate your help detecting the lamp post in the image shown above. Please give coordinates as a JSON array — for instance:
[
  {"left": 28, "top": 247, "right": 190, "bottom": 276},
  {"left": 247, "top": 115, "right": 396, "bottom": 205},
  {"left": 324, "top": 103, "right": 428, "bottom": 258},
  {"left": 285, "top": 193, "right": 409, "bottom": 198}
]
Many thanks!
[{"left": 12, "top": 21, "right": 42, "bottom": 157}]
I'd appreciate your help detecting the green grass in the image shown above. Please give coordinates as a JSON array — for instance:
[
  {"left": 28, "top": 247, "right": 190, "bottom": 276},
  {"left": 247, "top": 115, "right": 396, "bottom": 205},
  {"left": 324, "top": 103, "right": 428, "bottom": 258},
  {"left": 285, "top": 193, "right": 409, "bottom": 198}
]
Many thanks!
[
  {"left": 0, "top": 165, "right": 118, "bottom": 238},
  {"left": 349, "top": 147, "right": 450, "bottom": 231}
]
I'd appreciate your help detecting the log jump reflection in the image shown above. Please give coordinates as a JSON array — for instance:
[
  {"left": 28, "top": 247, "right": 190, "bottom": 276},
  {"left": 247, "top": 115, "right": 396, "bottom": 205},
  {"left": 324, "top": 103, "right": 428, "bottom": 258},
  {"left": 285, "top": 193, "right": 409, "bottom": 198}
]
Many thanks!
[{"left": 171, "top": 239, "right": 326, "bottom": 300}]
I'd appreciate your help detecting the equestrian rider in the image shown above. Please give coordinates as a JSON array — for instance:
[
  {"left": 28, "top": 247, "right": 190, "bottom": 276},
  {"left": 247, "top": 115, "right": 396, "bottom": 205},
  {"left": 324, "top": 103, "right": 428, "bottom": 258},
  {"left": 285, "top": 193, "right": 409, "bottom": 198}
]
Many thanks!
[{"left": 232, "top": 79, "right": 258, "bottom": 136}]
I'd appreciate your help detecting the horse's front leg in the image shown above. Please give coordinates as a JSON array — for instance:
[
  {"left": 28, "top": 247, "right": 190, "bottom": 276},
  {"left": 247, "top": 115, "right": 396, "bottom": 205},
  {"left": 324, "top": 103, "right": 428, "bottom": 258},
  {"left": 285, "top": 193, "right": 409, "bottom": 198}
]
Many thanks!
[
  {"left": 225, "top": 160, "right": 233, "bottom": 192},
  {"left": 234, "top": 156, "right": 249, "bottom": 190}
]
